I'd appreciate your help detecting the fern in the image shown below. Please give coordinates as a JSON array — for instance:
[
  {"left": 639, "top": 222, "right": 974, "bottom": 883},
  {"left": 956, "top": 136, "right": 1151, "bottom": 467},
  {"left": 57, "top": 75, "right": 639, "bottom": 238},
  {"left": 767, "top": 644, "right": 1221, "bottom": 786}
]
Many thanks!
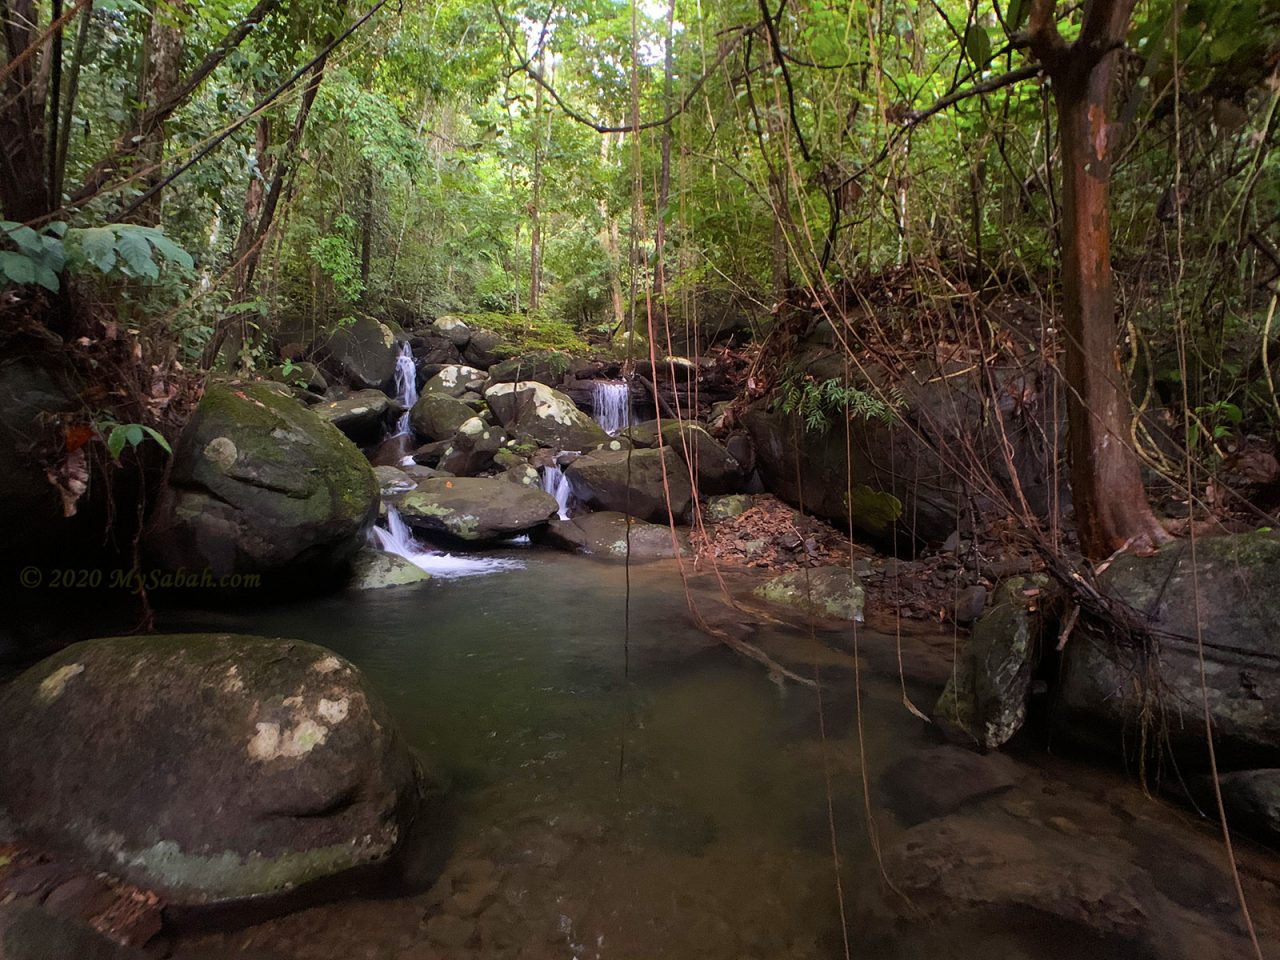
[{"left": 780, "top": 376, "right": 899, "bottom": 432}]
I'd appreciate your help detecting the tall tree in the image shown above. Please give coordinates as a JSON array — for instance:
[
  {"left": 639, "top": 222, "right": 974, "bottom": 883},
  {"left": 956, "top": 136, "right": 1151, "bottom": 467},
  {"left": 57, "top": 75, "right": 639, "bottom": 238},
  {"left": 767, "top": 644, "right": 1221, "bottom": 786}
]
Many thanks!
[
  {"left": 1029, "top": 0, "right": 1172, "bottom": 558},
  {"left": 131, "top": 0, "right": 187, "bottom": 224}
]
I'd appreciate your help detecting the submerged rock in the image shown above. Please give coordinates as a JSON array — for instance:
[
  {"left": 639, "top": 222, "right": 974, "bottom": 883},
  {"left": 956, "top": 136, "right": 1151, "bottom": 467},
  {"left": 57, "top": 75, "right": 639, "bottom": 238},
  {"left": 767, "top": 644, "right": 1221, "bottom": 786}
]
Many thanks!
[
  {"left": 484, "top": 381, "right": 607, "bottom": 452},
  {"left": 147, "top": 382, "right": 378, "bottom": 584},
  {"left": 753, "top": 567, "right": 865, "bottom": 621},
  {"left": 349, "top": 549, "right": 431, "bottom": 589},
  {"left": 544, "top": 512, "right": 686, "bottom": 561},
  {"left": 397, "top": 477, "right": 557, "bottom": 541},
  {"left": 0, "top": 634, "right": 423, "bottom": 905},
  {"left": 564, "top": 446, "right": 693, "bottom": 523},
  {"left": 934, "top": 576, "right": 1047, "bottom": 750}
]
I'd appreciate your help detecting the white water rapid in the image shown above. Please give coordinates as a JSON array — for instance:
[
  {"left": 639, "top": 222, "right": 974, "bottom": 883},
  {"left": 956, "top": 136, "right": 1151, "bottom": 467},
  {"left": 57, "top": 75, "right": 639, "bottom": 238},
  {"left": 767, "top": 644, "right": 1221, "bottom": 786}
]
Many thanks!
[
  {"left": 590, "top": 380, "right": 632, "bottom": 435},
  {"left": 540, "top": 464, "right": 573, "bottom": 520},
  {"left": 392, "top": 342, "right": 418, "bottom": 435},
  {"left": 372, "top": 505, "right": 522, "bottom": 579}
]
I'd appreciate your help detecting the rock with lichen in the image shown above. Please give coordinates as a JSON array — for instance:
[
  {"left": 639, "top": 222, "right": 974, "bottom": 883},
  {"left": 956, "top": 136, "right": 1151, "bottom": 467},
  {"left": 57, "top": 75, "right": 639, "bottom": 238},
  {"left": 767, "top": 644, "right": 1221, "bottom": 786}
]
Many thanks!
[{"left": 0, "top": 634, "right": 424, "bottom": 906}]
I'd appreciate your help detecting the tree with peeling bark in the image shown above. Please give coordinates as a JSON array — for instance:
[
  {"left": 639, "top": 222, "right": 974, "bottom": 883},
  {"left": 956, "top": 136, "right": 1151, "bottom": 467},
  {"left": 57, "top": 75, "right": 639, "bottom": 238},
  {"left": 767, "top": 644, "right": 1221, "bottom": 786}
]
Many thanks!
[{"left": 1027, "top": 0, "right": 1173, "bottom": 559}]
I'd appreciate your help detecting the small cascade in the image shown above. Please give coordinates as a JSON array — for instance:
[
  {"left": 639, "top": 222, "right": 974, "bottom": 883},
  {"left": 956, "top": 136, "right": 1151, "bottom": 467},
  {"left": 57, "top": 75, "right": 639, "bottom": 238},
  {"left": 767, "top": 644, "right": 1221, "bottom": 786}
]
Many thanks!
[
  {"left": 590, "top": 380, "right": 632, "bottom": 435},
  {"left": 540, "top": 464, "right": 572, "bottom": 520},
  {"left": 392, "top": 342, "right": 418, "bottom": 435},
  {"left": 372, "top": 505, "right": 522, "bottom": 579}
]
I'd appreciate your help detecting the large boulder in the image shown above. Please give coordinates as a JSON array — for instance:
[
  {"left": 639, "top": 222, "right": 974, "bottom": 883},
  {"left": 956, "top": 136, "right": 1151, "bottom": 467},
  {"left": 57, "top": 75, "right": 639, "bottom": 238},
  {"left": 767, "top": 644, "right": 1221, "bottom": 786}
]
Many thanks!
[
  {"left": 437, "top": 417, "right": 508, "bottom": 476},
  {"left": 349, "top": 549, "right": 431, "bottom": 590},
  {"left": 322, "top": 316, "right": 398, "bottom": 391},
  {"left": 313, "top": 389, "right": 400, "bottom": 444},
  {"left": 484, "top": 381, "right": 608, "bottom": 452},
  {"left": 461, "top": 329, "right": 514, "bottom": 369},
  {"left": 422, "top": 365, "right": 487, "bottom": 400},
  {"left": 1056, "top": 532, "right": 1280, "bottom": 771},
  {"left": 1054, "top": 532, "right": 1280, "bottom": 845},
  {"left": 543, "top": 512, "right": 686, "bottom": 561},
  {"left": 753, "top": 567, "right": 865, "bottom": 622},
  {"left": 0, "top": 634, "right": 423, "bottom": 905},
  {"left": 409, "top": 393, "right": 474, "bottom": 442},
  {"left": 934, "top": 576, "right": 1047, "bottom": 750},
  {"left": 743, "top": 354, "right": 1062, "bottom": 546},
  {"left": 147, "top": 382, "right": 378, "bottom": 583},
  {"left": 650, "top": 420, "right": 743, "bottom": 494},
  {"left": 396, "top": 477, "right": 557, "bottom": 541},
  {"left": 564, "top": 447, "right": 693, "bottom": 523},
  {"left": 488, "top": 351, "right": 572, "bottom": 385}
]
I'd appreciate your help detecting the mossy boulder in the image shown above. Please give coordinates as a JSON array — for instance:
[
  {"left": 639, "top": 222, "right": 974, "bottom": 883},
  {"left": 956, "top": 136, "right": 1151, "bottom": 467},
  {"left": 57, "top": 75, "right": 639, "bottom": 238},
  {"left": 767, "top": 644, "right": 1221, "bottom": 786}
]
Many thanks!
[
  {"left": 396, "top": 477, "right": 557, "bottom": 542},
  {"left": 147, "top": 382, "right": 378, "bottom": 583},
  {"left": 653, "top": 420, "right": 743, "bottom": 494},
  {"left": 437, "top": 417, "right": 508, "bottom": 476},
  {"left": 934, "top": 576, "right": 1048, "bottom": 750},
  {"left": 488, "top": 351, "right": 572, "bottom": 385},
  {"left": 484, "top": 381, "right": 607, "bottom": 452},
  {"left": 349, "top": 549, "right": 431, "bottom": 590},
  {"left": 313, "top": 389, "right": 400, "bottom": 444},
  {"left": 706, "top": 494, "right": 754, "bottom": 521},
  {"left": 422, "top": 365, "right": 487, "bottom": 399},
  {"left": 543, "top": 512, "right": 686, "bottom": 561},
  {"left": 753, "top": 567, "right": 865, "bottom": 622},
  {"left": 1056, "top": 532, "right": 1280, "bottom": 771},
  {"left": 322, "top": 316, "right": 398, "bottom": 391},
  {"left": 0, "top": 634, "right": 423, "bottom": 905},
  {"left": 564, "top": 446, "right": 693, "bottom": 523},
  {"left": 409, "top": 393, "right": 474, "bottom": 442}
]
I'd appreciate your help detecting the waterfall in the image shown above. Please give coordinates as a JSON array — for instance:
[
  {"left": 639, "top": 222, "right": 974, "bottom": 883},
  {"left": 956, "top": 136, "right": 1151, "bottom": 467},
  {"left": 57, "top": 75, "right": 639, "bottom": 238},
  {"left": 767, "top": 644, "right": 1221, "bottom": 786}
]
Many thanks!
[
  {"left": 392, "top": 342, "right": 418, "bottom": 435},
  {"left": 540, "top": 464, "right": 572, "bottom": 520},
  {"left": 371, "top": 505, "right": 522, "bottom": 578},
  {"left": 590, "top": 380, "right": 632, "bottom": 435}
]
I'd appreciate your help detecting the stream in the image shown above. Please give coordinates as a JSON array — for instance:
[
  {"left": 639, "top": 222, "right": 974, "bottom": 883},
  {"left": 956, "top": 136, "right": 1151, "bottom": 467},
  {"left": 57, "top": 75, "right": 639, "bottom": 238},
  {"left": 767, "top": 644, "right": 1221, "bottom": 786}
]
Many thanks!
[{"left": 161, "top": 553, "right": 1277, "bottom": 960}]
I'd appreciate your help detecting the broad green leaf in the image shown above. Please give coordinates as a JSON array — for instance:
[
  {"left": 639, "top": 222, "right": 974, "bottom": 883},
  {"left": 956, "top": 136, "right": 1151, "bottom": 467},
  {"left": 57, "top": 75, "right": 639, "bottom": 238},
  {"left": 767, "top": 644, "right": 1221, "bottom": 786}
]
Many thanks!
[
  {"left": 33, "top": 264, "right": 60, "bottom": 292},
  {"left": 0, "top": 250, "right": 35, "bottom": 285},
  {"left": 138, "top": 228, "right": 195, "bottom": 270},
  {"left": 3, "top": 222, "right": 42, "bottom": 255},
  {"left": 964, "top": 26, "right": 991, "bottom": 67},
  {"left": 78, "top": 227, "right": 117, "bottom": 273},
  {"left": 115, "top": 229, "right": 157, "bottom": 279},
  {"left": 123, "top": 424, "right": 145, "bottom": 448}
]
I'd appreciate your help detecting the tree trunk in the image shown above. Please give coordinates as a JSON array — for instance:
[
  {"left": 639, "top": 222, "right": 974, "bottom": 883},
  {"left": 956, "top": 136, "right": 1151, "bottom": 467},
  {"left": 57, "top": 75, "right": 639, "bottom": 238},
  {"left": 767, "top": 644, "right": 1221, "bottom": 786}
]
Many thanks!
[
  {"left": 131, "top": 0, "right": 186, "bottom": 224},
  {"left": 651, "top": 0, "right": 676, "bottom": 335},
  {"left": 529, "top": 67, "right": 543, "bottom": 313},
  {"left": 1, "top": 0, "right": 49, "bottom": 221},
  {"left": 1031, "top": 0, "right": 1170, "bottom": 558},
  {"left": 359, "top": 163, "right": 373, "bottom": 296}
]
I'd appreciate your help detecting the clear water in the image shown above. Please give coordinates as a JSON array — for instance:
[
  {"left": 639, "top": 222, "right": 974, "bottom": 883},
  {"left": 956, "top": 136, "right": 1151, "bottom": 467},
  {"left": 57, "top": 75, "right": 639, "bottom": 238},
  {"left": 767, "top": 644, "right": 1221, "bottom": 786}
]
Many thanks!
[
  {"left": 165, "top": 555, "right": 1275, "bottom": 960},
  {"left": 591, "top": 381, "right": 632, "bottom": 436}
]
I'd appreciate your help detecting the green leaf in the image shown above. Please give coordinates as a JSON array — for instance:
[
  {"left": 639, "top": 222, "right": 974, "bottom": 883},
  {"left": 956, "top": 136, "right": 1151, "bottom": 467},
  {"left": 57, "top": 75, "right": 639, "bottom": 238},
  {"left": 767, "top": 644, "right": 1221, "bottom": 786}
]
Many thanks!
[
  {"left": 0, "top": 250, "right": 35, "bottom": 285},
  {"left": 137, "top": 227, "right": 194, "bottom": 270},
  {"left": 123, "top": 424, "right": 145, "bottom": 448},
  {"left": 964, "top": 25, "right": 991, "bottom": 67},
  {"left": 3, "top": 222, "right": 42, "bottom": 256},
  {"left": 78, "top": 227, "right": 117, "bottom": 273},
  {"left": 107, "top": 425, "right": 129, "bottom": 460},
  {"left": 32, "top": 264, "right": 60, "bottom": 292},
  {"left": 115, "top": 228, "right": 157, "bottom": 279},
  {"left": 1006, "top": 0, "right": 1029, "bottom": 31},
  {"left": 142, "top": 426, "right": 172, "bottom": 454}
]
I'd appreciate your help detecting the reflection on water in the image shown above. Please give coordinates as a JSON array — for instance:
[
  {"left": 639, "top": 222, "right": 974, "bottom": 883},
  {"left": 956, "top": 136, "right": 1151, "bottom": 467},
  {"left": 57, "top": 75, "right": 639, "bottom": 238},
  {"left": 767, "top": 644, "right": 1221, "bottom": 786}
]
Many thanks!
[{"left": 165, "top": 552, "right": 1277, "bottom": 960}]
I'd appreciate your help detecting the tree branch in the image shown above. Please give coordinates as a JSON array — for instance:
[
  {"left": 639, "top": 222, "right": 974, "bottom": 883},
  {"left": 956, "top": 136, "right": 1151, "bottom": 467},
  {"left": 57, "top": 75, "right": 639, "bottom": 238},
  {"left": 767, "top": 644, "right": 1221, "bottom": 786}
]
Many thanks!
[{"left": 490, "top": 0, "right": 751, "bottom": 135}]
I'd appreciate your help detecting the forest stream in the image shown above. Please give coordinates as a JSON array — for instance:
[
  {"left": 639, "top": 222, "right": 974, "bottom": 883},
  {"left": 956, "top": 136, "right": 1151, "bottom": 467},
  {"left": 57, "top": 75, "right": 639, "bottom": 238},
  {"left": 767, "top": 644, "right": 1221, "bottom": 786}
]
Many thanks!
[{"left": 151, "top": 553, "right": 1280, "bottom": 960}]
